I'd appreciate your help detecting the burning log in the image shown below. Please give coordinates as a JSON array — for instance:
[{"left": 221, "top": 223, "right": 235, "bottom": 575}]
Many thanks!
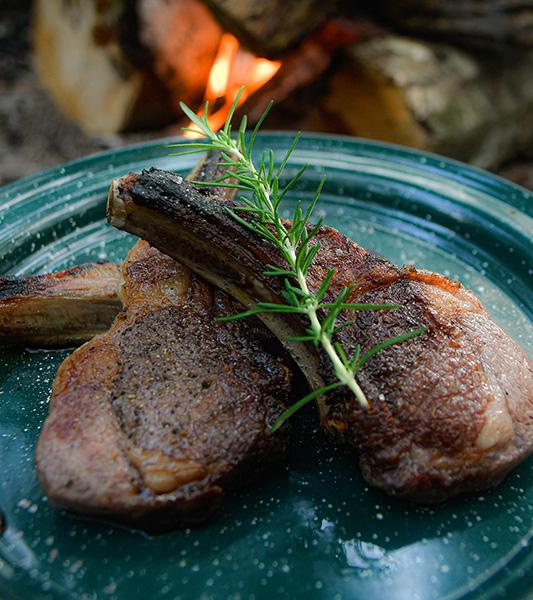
[
  {"left": 235, "top": 34, "right": 333, "bottom": 124},
  {"left": 203, "top": 0, "right": 338, "bottom": 57},
  {"left": 321, "top": 36, "right": 533, "bottom": 168},
  {"left": 233, "top": 19, "right": 379, "bottom": 128},
  {"left": 33, "top": 0, "right": 222, "bottom": 134}
]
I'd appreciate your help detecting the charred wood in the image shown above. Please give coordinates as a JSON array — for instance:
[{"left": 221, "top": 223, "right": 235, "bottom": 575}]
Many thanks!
[{"left": 322, "top": 36, "right": 533, "bottom": 168}]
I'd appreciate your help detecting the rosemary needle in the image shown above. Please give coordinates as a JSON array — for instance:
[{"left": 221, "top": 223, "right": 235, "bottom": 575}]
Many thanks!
[{"left": 169, "top": 88, "right": 427, "bottom": 431}]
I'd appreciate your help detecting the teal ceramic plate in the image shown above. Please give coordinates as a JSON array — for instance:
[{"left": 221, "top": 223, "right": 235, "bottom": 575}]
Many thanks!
[{"left": 0, "top": 134, "right": 531, "bottom": 600}]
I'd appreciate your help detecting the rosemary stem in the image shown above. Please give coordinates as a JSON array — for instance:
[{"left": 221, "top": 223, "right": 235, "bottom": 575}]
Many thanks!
[
  {"left": 235, "top": 143, "right": 370, "bottom": 409},
  {"left": 295, "top": 267, "right": 369, "bottom": 408},
  {"left": 174, "top": 91, "right": 426, "bottom": 429}
]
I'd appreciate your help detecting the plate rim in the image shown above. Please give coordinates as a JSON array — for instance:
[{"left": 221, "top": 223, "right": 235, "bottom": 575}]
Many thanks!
[
  {"left": 1, "top": 132, "right": 531, "bottom": 204},
  {"left": 0, "top": 133, "right": 531, "bottom": 600}
]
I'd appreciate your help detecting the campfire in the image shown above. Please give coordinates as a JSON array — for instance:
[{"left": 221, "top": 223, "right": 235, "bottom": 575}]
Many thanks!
[
  {"left": 184, "top": 33, "right": 281, "bottom": 138},
  {"left": 30, "top": 0, "right": 533, "bottom": 171}
]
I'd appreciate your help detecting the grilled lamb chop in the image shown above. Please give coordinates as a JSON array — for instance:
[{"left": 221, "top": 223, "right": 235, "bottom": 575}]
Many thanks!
[
  {"left": 36, "top": 156, "right": 291, "bottom": 530},
  {"left": 0, "top": 263, "right": 121, "bottom": 347},
  {"left": 107, "top": 167, "right": 533, "bottom": 503}
]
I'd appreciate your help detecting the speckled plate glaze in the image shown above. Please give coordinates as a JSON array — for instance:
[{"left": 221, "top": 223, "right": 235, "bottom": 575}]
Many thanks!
[{"left": 0, "top": 134, "right": 531, "bottom": 600}]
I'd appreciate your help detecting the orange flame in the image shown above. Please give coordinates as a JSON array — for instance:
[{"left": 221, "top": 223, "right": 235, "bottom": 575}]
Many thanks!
[
  {"left": 184, "top": 33, "right": 281, "bottom": 138},
  {"left": 205, "top": 33, "right": 238, "bottom": 100}
]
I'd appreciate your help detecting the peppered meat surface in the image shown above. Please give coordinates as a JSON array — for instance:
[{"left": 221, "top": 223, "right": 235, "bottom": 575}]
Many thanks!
[
  {"left": 35, "top": 241, "right": 291, "bottom": 530},
  {"left": 0, "top": 262, "right": 122, "bottom": 347},
  {"left": 36, "top": 155, "right": 292, "bottom": 530},
  {"left": 107, "top": 167, "right": 533, "bottom": 503}
]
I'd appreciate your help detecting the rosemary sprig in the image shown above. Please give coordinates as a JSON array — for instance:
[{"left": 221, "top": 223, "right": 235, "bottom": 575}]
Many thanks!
[{"left": 169, "top": 88, "right": 426, "bottom": 431}]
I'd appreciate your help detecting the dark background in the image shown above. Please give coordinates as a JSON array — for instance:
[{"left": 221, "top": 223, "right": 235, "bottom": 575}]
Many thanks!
[{"left": 1, "top": 0, "right": 532, "bottom": 188}]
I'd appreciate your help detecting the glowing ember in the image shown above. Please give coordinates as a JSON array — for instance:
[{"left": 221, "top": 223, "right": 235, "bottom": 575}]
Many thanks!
[{"left": 184, "top": 33, "right": 281, "bottom": 138}]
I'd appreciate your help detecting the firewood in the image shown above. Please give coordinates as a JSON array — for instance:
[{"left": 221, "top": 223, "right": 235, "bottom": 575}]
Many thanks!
[
  {"left": 33, "top": 0, "right": 221, "bottom": 134},
  {"left": 235, "top": 19, "right": 370, "bottom": 123},
  {"left": 203, "top": 0, "right": 337, "bottom": 57},
  {"left": 137, "top": 0, "right": 222, "bottom": 101},
  {"left": 321, "top": 36, "right": 533, "bottom": 168},
  {"left": 377, "top": 0, "right": 533, "bottom": 47}
]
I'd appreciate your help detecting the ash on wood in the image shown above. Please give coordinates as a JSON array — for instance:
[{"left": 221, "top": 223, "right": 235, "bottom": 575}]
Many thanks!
[
  {"left": 204, "top": 0, "right": 337, "bottom": 57},
  {"left": 322, "top": 36, "right": 533, "bottom": 168}
]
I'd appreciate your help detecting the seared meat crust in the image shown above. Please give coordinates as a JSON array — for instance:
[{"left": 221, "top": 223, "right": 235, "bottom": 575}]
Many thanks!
[
  {"left": 36, "top": 156, "right": 291, "bottom": 530},
  {"left": 107, "top": 168, "right": 533, "bottom": 503}
]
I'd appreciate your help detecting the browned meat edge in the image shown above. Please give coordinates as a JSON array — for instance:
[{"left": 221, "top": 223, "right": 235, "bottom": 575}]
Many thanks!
[{"left": 0, "top": 263, "right": 122, "bottom": 347}]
